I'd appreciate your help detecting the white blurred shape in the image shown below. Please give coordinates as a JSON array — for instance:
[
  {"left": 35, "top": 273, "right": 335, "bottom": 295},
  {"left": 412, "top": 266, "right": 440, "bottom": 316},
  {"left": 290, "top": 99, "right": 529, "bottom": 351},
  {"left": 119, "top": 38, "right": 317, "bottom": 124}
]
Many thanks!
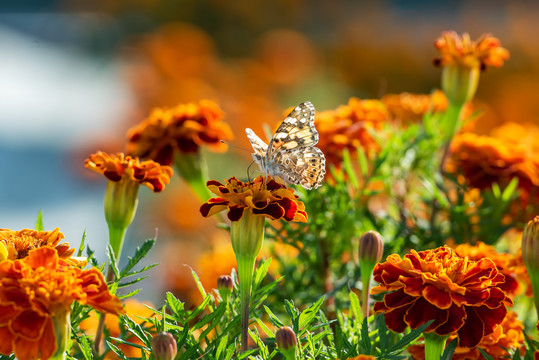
[{"left": 0, "top": 23, "right": 133, "bottom": 149}]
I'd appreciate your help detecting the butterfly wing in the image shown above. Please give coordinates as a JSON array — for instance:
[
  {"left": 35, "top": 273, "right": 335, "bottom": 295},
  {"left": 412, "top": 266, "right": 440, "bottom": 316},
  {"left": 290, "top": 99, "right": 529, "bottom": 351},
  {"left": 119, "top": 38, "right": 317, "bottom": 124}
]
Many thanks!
[
  {"left": 266, "top": 101, "right": 319, "bottom": 157},
  {"left": 270, "top": 146, "right": 326, "bottom": 189},
  {"left": 245, "top": 128, "right": 268, "bottom": 171}
]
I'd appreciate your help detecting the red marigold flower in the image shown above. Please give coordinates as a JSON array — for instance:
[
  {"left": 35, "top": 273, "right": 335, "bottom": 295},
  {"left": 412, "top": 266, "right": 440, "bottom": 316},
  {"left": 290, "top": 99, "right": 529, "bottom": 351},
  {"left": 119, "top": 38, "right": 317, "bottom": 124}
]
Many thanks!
[
  {"left": 434, "top": 31, "right": 509, "bottom": 70},
  {"left": 126, "top": 100, "right": 233, "bottom": 165},
  {"left": 0, "top": 247, "right": 124, "bottom": 360},
  {"left": 0, "top": 228, "right": 84, "bottom": 266},
  {"left": 371, "top": 246, "right": 512, "bottom": 348},
  {"left": 85, "top": 151, "right": 173, "bottom": 192},
  {"left": 408, "top": 310, "right": 525, "bottom": 360},
  {"left": 200, "top": 176, "right": 308, "bottom": 222},
  {"left": 451, "top": 241, "right": 522, "bottom": 297}
]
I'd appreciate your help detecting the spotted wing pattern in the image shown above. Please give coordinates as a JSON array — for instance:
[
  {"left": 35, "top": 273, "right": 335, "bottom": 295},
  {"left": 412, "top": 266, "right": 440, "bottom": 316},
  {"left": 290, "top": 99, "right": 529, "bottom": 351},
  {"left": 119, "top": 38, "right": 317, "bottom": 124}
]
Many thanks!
[{"left": 245, "top": 101, "right": 325, "bottom": 190}]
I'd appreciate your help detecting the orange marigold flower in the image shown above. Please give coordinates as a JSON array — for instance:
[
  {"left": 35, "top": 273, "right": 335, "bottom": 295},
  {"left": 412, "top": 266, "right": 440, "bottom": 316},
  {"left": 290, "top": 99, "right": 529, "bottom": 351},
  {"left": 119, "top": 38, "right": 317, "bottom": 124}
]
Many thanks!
[
  {"left": 0, "top": 228, "right": 84, "bottom": 266},
  {"left": 434, "top": 31, "right": 509, "bottom": 70},
  {"left": 200, "top": 176, "right": 307, "bottom": 222},
  {"left": 448, "top": 132, "right": 539, "bottom": 219},
  {"left": 85, "top": 151, "right": 173, "bottom": 192},
  {"left": 408, "top": 310, "right": 524, "bottom": 360},
  {"left": 126, "top": 100, "right": 233, "bottom": 165},
  {"left": 371, "top": 246, "right": 512, "bottom": 348},
  {"left": 315, "top": 97, "right": 389, "bottom": 167},
  {"left": 0, "top": 247, "right": 123, "bottom": 360},
  {"left": 451, "top": 241, "right": 522, "bottom": 297},
  {"left": 381, "top": 90, "right": 448, "bottom": 125},
  {"left": 342, "top": 356, "right": 376, "bottom": 360}
]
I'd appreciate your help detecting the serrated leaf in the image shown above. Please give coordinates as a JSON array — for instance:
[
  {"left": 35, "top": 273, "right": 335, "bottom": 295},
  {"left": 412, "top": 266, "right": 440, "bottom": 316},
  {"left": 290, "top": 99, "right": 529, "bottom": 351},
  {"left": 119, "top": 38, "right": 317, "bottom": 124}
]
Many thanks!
[
  {"left": 77, "top": 230, "right": 86, "bottom": 257},
  {"left": 107, "top": 245, "right": 120, "bottom": 280},
  {"left": 165, "top": 292, "right": 185, "bottom": 318},
  {"left": 106, "top": 341, "right": 129, "bottom": 360},
  {"left": 298, "top": 296, "right": 324, "bottom": 329},
  {"left": 343, "top": 148, "right": 360, "bottom": 189},
  {"left": 119, "top": 288, "right": 141, "bottom": 299},
  {"left": 253, "top": 258, "right": 272, "bottom": 290},
  {"left": 120, "top": 238, "right": 156, "bottom": 276},
  {"left": 118, "top": 276, "right": 149, "bottom": 288},
  {"left": 186, "top": 295, "right": 211, "bottom": 322},
  {"left": 263, "top": 305, "right": 284, "bottom": 328},
  {"left": 349, "top": 291, "right": 361, "bottom": 320}
]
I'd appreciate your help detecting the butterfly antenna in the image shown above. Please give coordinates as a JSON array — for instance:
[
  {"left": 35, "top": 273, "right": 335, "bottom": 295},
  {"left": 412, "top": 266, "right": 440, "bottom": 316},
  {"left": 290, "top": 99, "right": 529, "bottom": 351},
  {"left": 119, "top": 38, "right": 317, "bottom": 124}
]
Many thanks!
[
  {"left": 220, "top": 140, "right": 252, "bottom": 153},
  {"left": 246, "top": 160, "right": 256, "bottom": 183}
]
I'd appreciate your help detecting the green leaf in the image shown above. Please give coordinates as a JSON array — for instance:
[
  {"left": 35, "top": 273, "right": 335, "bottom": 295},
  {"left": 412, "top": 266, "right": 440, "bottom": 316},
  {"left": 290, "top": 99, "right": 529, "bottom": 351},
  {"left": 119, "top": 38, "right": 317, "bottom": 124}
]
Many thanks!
[
  {"left": 74, "top": 334, "right": 93, "bottom": 360},
  {"left": 253, "top": 258, "right": 272, "bottom": 290},
  {"left": 502, "top": 177, "right": 519, "bottom": 202},
  {"left": 298, "top": 296, "right": 324, "bottom": 330},
  {"left": 186, "top": 295, "right": 212, "bottom": 322},
  {"left": 77, "top": 230, "right": 87, "bottom": 257},
  {"left": 106, "top": 341, "right": 129, "bottom": 360},
  {"left": 165, "top": 291, "right": 185, "bottom": 318},
  {"left": 120, "top": 238, "right": 156, "bottom": 276},
  {"left": 107, "top": 245, "right": 120, "bottom": 280},
  {"left": 383, "top": 320, "right": 433, "bottom": 355},
  {"left": 215, "top": 334, "right": 228, "bottom": 360},
  {"left": 356, "top": 146, "right": 369, "bottom": 177},
  {"left": 35, "top": 211, "right": 44, "bottom": 231},
  {"left": 360, "top": 317, "right": 371, "bottom": 355},
  {"left": 349, "top": 291, "right": 361, "bottom": 321},
  {"left": 441, "top": 338, "right": 457, "bottom": 360},
  {"left": 263, "top": 305, "right": 285, "bottom": 328},
  {"left": 343, "top": 148, "right": 360, "bottom": 189},
  {"left": 478, "top": 348, "right": 494, "bottom": 360}
]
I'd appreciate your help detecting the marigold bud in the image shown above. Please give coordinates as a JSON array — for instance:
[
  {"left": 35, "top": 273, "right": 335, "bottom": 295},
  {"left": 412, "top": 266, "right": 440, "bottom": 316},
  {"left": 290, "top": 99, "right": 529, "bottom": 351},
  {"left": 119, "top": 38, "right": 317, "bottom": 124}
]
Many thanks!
[
  {"left": 522, "top": 216, "right": 539, "bottom": 317},
  {"left": 217, "top": 274, "right": 234, "bottom": 300},
  {"left": 358, "top": 231, "right": 384, "bottom": 264},
  {"left": 275, "top": 326, "right": 297, "bottom": 360},
  {"left": 152, "top": 332, "right": 177, "bottom": 360}
]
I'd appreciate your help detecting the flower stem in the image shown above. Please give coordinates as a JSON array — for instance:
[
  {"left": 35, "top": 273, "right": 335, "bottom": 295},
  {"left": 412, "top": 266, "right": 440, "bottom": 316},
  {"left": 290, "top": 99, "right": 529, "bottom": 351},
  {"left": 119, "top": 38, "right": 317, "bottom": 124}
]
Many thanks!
[
  {"left": 236, "top": 254, "right": 257, "bottom": 352},
  {"left": 174, "top": 151, "right": 211, "bottom": 202},
  {"left": 440, "top": 102, "right": 464, "bottom": 172},
  {"left": 528, "top": 271, "right": 539, "bottom": 318},
  {"left": 108, "top": 225, "right": 127, "bottom": 261},
  {"left": 359, "top": 261, "right": 374, "bottom": 319},
  {"left": 50, "top": 308, "right": 70, "bottom": 360},
  {"left": 424, "top": 332, "right": 448, "bottom": 360}
]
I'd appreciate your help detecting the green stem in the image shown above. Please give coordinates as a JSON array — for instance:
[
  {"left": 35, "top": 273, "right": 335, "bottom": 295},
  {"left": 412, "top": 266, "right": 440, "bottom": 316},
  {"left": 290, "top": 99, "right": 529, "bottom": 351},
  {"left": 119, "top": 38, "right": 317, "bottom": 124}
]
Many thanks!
[
  {"left": 528, "top": 271, "right": 539, "bottom": 319},
  {"left": 50, "top": 308, "right": 70, "bottom": 360},
  {"left": 359, "top": 261, "right": 374, "bottom": 319},
  {"left": 440, "top": 102, "right": 464, "bottom": 173},
  {"left": 108, "top": 225, "right": 127, "bottom": 261},
  {"left": 424, "top": 332, "right": 448, "bottom": 360},
  {"left": 174, "top": 151, "right": 211, "bottom": 202},
  {"left": 236, "top": 254, "right": 257, "bottom": 352}
]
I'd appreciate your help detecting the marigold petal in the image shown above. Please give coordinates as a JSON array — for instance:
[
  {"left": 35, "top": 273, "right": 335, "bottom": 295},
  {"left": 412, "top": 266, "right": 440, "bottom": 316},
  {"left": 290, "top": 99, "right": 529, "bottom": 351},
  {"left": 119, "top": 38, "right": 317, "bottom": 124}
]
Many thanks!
[
  {"left": 0, "top": 326, "right": 15, "bottom": 355},
  {"left": 25, "top": 246, "right": 58, "bottom": 270},
  {"left": 200, "top": 199, "right": 228, "bottom": 217},
  {"left": 422, "top": 285, "right": 452, "bottom": 309},
  {"left": 227, "top": 206, "right": 245, "bottom": 222},
  {"left": 383, "top": 289, "right": 416, "bottom": 309},
  {"left": 252, "top": 202, "right": 285, "bottom": 220},
  {"left": 13, "top": 336, "right": 40, "bottom": 360},
  {"left": 37, "top": 318, "right": 56, "bottom": 360},
  {"left": 0, "top": 304, "right": 18, "bottom": 325},
  {"left": 432, "top": 304, "right": 466, "bottom": 335},
  {"left": 383, "top": 302, "right": 413, "bottom": 333},
  {"left": 11, "top": 309, "right": 47, "bottom": 341},
  {"left": 457, "top": 307, "right": 486, "bottom": 348},
  {"left": 404, "top": 297, "right": 449, "bottom": 332}
]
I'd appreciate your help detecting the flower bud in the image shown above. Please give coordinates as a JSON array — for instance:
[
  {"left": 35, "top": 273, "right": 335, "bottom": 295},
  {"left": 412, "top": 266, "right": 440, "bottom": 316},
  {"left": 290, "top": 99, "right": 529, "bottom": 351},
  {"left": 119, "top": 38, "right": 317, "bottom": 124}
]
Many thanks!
[
  {"left": 358, "top": 231, "right": 384, "bottom": 264},
  {"left": 275, "top": 326, "right": 297, "bottom": 360},
  {"left": 217, "top": 275, "right": 234, "bottom": 300},
  {"left": 522, "top": 216, "right": 539, "bottom": 317},
  {"left": 152, "top": 332, "right": 177, "bottom": 360}
]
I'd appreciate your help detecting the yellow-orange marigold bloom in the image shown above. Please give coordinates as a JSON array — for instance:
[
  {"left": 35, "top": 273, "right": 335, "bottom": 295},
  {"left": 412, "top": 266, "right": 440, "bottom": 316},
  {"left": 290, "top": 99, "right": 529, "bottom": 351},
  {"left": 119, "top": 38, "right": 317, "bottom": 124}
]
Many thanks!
[
  {"left": 372, "top": 246, "right": 512, "bottom": 348},
  {"left": 408, "top": 310, "right": 524, "bottom": 360},
  {"left": 0, "top": 247, "right": 124, "bottom": 360},
  {"left": 452, "top": 241, "right": 522, "bottom": 297},
  {"left": 342, "top": 356, "right": 376, "bottom": 360},
  {"left": 126, "top": 100, "right": 233, "bottom": 165},
  {"left": 85, "top": 151, "right": 173, "bottom": 192},
  {"left": 0, "top": 228, "right": 84, "bottom": 266},
  {"left": 434, "top": 31, "right": 509, "bottom": 70},
  {"left": 200, "top": 176, "right": 307, "bottom": 222},
  {"left": 315, "top": 97, "right": 389, "bottom": 167},
  {"left": 381, "top": 90, "right": 448, "bottom": 124}
]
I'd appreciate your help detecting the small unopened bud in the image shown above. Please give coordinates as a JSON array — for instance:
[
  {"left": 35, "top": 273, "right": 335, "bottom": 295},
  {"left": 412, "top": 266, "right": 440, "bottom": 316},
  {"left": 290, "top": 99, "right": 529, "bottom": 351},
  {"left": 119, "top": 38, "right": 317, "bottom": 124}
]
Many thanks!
[
  {"left": 152, "top": 332, "right": 177, "bottom": 360},
  {"left": 522, "top": 216, "right": 539, "bottom": 317},
  {"left": 358, "top": 231, "right": 384, "bottom": 264},
  {"left": 217, "top": 275, "right": 234, "bottom": 300},
  {"left": 275, "top": 326, "right": 297, "bottom": 360}
]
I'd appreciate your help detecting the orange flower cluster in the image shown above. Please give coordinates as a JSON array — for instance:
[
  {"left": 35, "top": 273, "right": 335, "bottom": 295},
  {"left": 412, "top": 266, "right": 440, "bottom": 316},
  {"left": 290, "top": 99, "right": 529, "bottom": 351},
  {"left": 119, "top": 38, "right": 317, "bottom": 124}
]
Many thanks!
[
  {"left": 81, "top": 299, "right": 155, "bottom": 359},
  {"left": 0, "top": 228, "right": 83, "bottom": 266},
  {"left": 408, "top": 310, "right": 524, "bottom": 360},
  {"left": 126, "top": 100, "right": 233, "bottom": 165},
  {"left": 0, "top": 247, "right": 123, "bottom": 360},
  {"left": 315, "top": 97, "right": 389, "bottom": 167},
  {"left": 447, "top": 132, "right": 539, "bottom": 218},
  {"left": 381, "top": 90, "right": 448, "bottom": 125},
  {"left": 372, "top": 246, "right": 512, "bottom": 348},
  {"left": 451, "top": 241, "right": 523, "bottom": 297},
  {"left": 434, "top": 31, "right": 510, "bottom": 70},
  {"left": 342, "top": 356, "right": 376, "bottom": 360},
  {"left": 200, "top": 176, "right": 307, "bottom": 222},
  {"left": 85, "top": 151, "right": 173, "bottom": 192}
]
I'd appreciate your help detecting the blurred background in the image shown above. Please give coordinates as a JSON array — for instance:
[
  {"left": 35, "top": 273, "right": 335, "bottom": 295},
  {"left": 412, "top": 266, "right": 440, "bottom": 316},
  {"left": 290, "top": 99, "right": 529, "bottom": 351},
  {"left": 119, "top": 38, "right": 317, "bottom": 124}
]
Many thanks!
[{"left": 1, "top": 0, "right": 538, "bottom": 304}]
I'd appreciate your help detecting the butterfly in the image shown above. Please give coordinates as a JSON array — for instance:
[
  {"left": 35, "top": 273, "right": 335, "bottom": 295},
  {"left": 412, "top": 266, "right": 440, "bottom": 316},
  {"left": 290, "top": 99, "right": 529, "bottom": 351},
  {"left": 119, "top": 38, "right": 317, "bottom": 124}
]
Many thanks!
[{"left": 245, "top": 101, "right": 326, "bottom": 190}]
